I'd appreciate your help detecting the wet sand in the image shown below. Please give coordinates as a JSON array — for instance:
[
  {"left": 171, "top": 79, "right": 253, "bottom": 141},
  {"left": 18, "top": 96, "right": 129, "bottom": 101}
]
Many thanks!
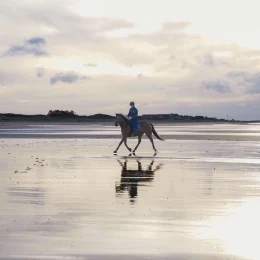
[
  {"left": 1, "top": 123, "right": 260, "bottom": 259},
  {"left": 1, "top": 122, "right": 260, "bottom": 141},
  {"left": 1, "top": 133, "right": 260, "bottom": 141}
]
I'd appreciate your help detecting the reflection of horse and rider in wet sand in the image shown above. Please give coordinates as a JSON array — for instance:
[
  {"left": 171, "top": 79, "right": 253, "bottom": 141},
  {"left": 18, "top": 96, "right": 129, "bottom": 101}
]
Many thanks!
[
  {"left": 114, "top": 101, "right": 164, "bottom": 155},
  {"left": 115, "top": 159, "right": 163, "bottom": 201}
]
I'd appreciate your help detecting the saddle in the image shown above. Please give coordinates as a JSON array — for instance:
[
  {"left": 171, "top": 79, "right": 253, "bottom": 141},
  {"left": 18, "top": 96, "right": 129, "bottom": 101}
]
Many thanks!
[
  {"left": 135, "top": 123, "right": 141, "bottom": 130},
  {"left": 128, "top": 123, "right": 140, "bottom": 137}
]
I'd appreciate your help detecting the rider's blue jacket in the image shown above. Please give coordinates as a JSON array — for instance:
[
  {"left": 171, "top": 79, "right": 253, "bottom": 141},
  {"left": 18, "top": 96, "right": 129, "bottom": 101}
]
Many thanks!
[{"left": 128, "top": 107, "right": 138, "bottom": 121}]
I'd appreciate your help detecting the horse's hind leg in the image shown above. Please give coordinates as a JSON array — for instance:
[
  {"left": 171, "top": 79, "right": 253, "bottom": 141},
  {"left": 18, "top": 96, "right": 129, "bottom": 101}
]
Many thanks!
[{"left": 146, "top": 134, "right": 157, "bottom": 152}]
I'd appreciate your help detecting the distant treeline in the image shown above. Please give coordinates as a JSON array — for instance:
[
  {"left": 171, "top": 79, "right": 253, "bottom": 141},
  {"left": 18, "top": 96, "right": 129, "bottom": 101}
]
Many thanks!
[
  {"left": 0, "top": 110, "right": 244, "bottom": 122},
  {"left": 142, "top": 113, "right": 235, "bottom": 122},
  {"left": 0, "top": 110, "right": 115, "bottom": 122},
  {"left": 47, "top": 110, "right": 77, "bottom": 117}
]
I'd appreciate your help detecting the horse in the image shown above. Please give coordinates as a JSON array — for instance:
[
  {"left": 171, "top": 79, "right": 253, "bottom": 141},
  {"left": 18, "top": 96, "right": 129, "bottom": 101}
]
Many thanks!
[{"left": 114, "top": 113, "right": 164, "bottom": 154}]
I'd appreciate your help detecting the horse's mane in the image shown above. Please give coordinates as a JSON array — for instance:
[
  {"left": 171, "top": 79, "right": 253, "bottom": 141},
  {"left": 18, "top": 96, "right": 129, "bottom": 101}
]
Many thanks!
[{"left": 116, "top": 113, "right": 129, "bottom": 126}]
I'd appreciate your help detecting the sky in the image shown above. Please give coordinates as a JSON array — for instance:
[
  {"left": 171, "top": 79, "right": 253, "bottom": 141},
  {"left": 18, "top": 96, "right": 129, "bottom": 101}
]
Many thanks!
[{"left": 1, "top": 0, "right": 260, "bottom": 120}]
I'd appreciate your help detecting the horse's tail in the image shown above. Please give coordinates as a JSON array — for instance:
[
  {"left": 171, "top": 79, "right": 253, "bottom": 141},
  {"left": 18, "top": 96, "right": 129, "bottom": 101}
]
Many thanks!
[{"left": 151, "top": 123, "right": 164, "bottom": 141}]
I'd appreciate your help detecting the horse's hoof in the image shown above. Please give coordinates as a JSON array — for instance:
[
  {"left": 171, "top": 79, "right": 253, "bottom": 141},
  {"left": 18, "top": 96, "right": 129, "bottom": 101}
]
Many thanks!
[
  {"left": 113, "top": 150, "right": 117, "bottom": 154},
  {"left": 129, "top": 148, "right": 132, "bottom": 152}
]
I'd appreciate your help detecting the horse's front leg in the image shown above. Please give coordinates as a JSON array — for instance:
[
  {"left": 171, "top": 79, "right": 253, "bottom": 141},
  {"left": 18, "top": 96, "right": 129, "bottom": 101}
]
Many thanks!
[
  {"left": 133, "top": 135, "right": 142, "bottom": 153},
  {"left": 124, "top": 137, "right": 132, "bottom": 152},
  {"left": 146, "top": 160, "right": 154, "bottom": 171},
  {"left": 114, "top": 138, "right": 124, "bottom": 153}
]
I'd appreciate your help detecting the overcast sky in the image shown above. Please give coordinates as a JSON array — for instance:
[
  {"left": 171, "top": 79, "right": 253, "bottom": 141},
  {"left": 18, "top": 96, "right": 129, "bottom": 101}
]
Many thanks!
[{"left": 1, "top": 0, "right": 260, "bottom": 120}]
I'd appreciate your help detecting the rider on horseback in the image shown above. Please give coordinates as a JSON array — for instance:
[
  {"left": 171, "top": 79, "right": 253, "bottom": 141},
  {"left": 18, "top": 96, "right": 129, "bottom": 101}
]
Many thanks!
[{"left": 128, "top": 101, "right": 138, "bottom": 137}]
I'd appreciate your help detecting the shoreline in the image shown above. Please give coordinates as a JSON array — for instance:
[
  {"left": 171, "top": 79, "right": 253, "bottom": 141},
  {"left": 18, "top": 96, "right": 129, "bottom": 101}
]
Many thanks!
[{"left": 0, "top": 121, "right": 253, "bottom": 127}]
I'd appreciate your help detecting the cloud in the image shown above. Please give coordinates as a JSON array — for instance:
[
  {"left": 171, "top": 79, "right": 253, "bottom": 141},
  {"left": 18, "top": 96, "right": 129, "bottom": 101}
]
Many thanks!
[
  {"left": 168, "top": 55, "right": 176, "bottom": 61},
  {"left": 83, "top": 63, "right": 98, "bottom": 68},
  {"left": 0, "top": 70, "right": 27, "bottom": 85},
  {"left": 227, "top": 71, "right": 250, "bottom": 79},
  {"left": 50, "top": 72, "right": 90, "bottom": 85},
  {"left": 197, "top": 53, "right": 230, "bottom": 67},
  {"left": 0, "top": 2, "right": 134, "bottom": 36},
  {"left": 26, "top": 37, "right": 46, "bottom": 46},
  {"left": 4, "top": 45, "right": 47, "bottom": 57},
  {"left": 165, "top": 55, "right": 176, "bottom": 66},
  {"left": 203, "top": 81, "right": 232, "bottom": 93},
  {"left": 198, "top": 54, "right": 215, "bottom": 66},
  {"left": 245, "top": 73, "right": 260, "bottom": 94},
  {"left": 137, "top": 73, "right": 145, "bottom": 80},
  {"left": 81, "top": 75, "right": 91, "bottom": 80},
  {"left": 162, "top": 21, "right": 191, "bottom": 31},
  {"left": 2, "top": 37, "right": 48, "bottom": 57},
  {"left": 36, "top": 66, "right": 45, "bottom": 77},
  {"left": 227, "top": 71, "right": 260, "bottom": 94},
  {"left": 129, "top": 31, "right": 199, "bottom": 47}
]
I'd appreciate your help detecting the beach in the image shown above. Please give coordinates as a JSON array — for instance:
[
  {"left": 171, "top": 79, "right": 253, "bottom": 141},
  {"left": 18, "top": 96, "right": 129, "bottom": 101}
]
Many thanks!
[{"left": 1, "top": 122, "right": 260, "bottom": 260}]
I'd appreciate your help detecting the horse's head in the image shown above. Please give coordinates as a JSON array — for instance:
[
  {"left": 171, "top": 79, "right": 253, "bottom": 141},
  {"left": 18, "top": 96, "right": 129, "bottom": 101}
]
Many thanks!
[{"left": 115, "top": 113, "right": 129, "bottom": 127}]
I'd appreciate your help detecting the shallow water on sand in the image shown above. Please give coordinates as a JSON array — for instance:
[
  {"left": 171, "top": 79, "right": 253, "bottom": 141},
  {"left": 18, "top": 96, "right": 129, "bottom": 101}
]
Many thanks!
[
  {"left": 1, "top": 138, "right": 260, "bottom": 259},
  {"left": 2, "top": 123, "right": 260, "bottom": 138}
]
